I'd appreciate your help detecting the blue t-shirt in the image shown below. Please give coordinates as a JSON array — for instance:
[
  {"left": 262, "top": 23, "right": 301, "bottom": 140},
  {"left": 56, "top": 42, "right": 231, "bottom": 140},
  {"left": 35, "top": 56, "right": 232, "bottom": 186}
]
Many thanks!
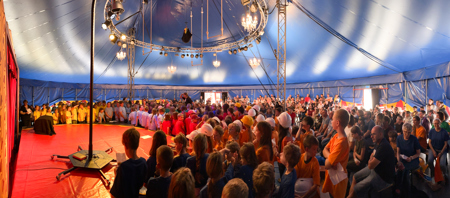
[
  {"left": 110, "top": 157, "right": 147, "bottom": 198},
  {"left": 199, "top": 177, "right": 228, "bottom": 198},
  {"left": 145, "top": 156, "right": 157, "bottom": 183},
  {"left": 277, "top": 169, "right": 296, "bottom": 198},
  {"left": 186, "top": 154, "right": 210, "bottom": 188},
  {"left": 171, "top": 153, "right": 191, "bottom": 173},
  {"left": 429, "top": 128, "right": 449, "bottom": 151},
  {"left": 225, "top": 164, "right": 254, "bottom": 198},
  {"left": 146, "top": 175, "right": 172, "bottom": 198},
  {"left": 397, "top": 135, "right": 420, "bottom": 170},
  {"left": 366, "top": 119, "right": 375, "bottom": 132}
]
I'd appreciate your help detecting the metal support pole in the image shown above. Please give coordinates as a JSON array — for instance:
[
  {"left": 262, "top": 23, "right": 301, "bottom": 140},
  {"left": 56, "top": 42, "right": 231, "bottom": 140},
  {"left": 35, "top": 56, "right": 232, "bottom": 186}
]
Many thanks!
[
  {"left": 32, "top": 86, "right": 34, "bottom": 106},
  {"left": 61, "top": 88, "right": 64, "bottom": 101},
  {"left": 425, "top": 80, "right": 428, "bottom": 111},
  {"left": 75, "top": 88, "right": 78, "bottom": 101},
  {"left": 353, "top": 86, "right": 355, "bottom": 104},
  {"left": 385, "top": 84, "right": 388, "bottom": 106},
  {"left": 276, "top": 0, "right": 287, "bottom": 110},
  {"left": 127, "top": 28, "right": 136, "bottom": 103},
  {"left": 88, "top": 0, "right": 97, "bottom": 160}
]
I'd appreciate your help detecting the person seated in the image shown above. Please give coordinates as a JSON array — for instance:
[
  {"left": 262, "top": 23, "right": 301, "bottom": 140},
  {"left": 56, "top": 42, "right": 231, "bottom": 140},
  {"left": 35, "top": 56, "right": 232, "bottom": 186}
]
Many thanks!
[
  {"left": 395, "top": 123, "right": 421, "bottom": 195},
  {"left": 145, "top": 131, "right": 167, "bottom": 183},
  {"left": 253, "top": 162, "right": 275, "bottom": 198},
  {"left": 412, "top": 116, "right": 427, "bottom": 152},
  {"left": 168, "top": 168, "right": 195, "bottom": 198},
  {"left": 427, "top": 118, "right": 449, "bottom": 178},
  {"left": 221, "top": 178, "right": 249, "bottom": 198},
  {"left": 275, "top": 144, "right": 301, "bottom": 198},
  {"left": 200, "top": 152, "right": 229, "bottom": 198},
  {"left": 226, "top": 142, "right": 258, "bottom": 198},
  {"left": 294, "top": 135, "right": 320, "bottom": 198},
  {"left": 347, "top": 126, "right": 367, "bottom": 176},
  {"left": 110, "top": 128, "right": 147, "bottom": 198},
  {"left": 186, "top": 133, "right": 210, "bottom": 192},
  {"left": 171, "top": 134, "right": 191, "bottom": 173},
  {"left": 347, "top": 126, "right": 396, "bottom": 198},
  {"left": 388, "top": 131, "right": 398, "bottom": 157},
  {"left": 146, "top": 145, "right": 174, "bottom": 198}
]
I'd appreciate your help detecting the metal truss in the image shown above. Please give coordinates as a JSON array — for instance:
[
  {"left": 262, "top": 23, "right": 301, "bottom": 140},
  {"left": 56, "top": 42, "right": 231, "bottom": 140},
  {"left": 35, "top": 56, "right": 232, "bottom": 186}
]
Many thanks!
[
  {"left": 277, "top": 0, "right": 287, "bottom": 110},
  {"left": 127, "top": 28, "right": 136, "bottom": 101}
]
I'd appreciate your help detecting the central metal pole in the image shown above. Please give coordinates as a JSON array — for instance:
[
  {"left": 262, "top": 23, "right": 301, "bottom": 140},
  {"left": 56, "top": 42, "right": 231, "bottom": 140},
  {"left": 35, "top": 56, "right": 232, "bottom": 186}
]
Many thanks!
[{"left": 88, "top": 0, "right": 97, "bottom": 160}]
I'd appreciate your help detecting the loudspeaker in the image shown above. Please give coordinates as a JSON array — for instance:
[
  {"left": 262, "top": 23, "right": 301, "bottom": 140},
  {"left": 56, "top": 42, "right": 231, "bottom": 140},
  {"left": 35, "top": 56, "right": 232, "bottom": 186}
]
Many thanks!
[
  {"left": 371, "top": 89, "right": 381, "bottom": 109},
  {"left": 222, "top": 92, "right": 228, "bottom": 102}
]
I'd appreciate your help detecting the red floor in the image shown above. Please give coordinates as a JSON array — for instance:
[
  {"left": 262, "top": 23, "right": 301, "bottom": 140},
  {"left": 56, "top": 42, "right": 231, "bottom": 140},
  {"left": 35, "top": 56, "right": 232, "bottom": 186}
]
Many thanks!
[{"left": 12, "top": 124, "right": 170, "bottom": 198}]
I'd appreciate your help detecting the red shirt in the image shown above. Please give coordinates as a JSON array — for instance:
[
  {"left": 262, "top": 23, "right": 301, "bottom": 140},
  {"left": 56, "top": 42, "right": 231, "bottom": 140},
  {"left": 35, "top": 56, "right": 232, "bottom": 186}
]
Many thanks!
[
  {"left": 162, "top": 121, "right": 172, "bottom": 135},
  {"left": 188, "top": 121, "right": 197, "bottom": 135},
  {"left": 289, "top": 112, "right": 296, "bottom": 125},
  {"left": 173, "top": 120, "right": 185, "bottom": 136},
  {"left": 305, "top": 97, "right": 311, "bottom": 103},
  {"left": 184, "top": 117, "right": 191, "bottom": 134}
]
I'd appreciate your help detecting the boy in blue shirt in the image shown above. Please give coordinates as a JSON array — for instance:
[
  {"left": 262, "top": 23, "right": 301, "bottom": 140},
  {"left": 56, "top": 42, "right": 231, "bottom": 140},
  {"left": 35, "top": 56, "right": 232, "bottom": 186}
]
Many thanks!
[
  {"left": 276, "top": 144, "right": 301, "bottom": 198},
  {"left": 110, "top": 128, "right": 147, "bottom": 198},
  {"left": 146, "top": 145, "right": 174, "bottom": 198}
]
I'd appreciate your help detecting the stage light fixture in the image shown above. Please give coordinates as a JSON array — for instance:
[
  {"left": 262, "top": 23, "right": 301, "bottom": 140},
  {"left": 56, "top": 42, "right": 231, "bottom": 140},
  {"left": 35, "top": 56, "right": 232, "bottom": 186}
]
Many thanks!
[
  {"left": 161, "top": 47, "right": 165, "bottom": 51},
  {"left": 256, "top": 36, "right": 261, "bottom": 44},
  {"left": 164, "top": 52, "right": 168, "bottom": 57},
  {"left": 175, "top": 53, "right": 179, "bottom": 56},
  {"left": 122, "top": 43, "right": 127, "bottom": 48},
  {"left": 250, "top": 1, "right": 258, "bottom": 13},
  {"left": 102, "top": 20, "right": 111, "bottom": 30},
  {"left": 237, "top": 48, "right": 241, "bottom": 53},
  {"left": 181, "top": 54, "right": 185, "bottom": 58},
  {"left": 109, "top": 33, "right": 118, "bottom": 44},
  {"left": 143, "top": 0, "right": 149, "bottom": 4},
  {"left": 159, "top": 52, "right": 163, "bottom": 55},
  {"left": 229, "top": 50, "right": 232, "bottom": 55},
  {"left": 248, "top": 44, "right": 253, "bottom": 48},
  {"left": 120, "top": 34, "right": 126, "bottom": 41},
  {"left": 244, "top": 46, "right": 248, "bottom": 51},
  {"left": 107, "top": 11, "right": 116, "bottom": 19},
  {"left": 117, "top": 41, "right": 122, "bottom": 46},
  {"left": 112, "top": 0, "right": 124, "bottom": 15},
  {"left": 190, "top": 54, "right": 194, "bottom": 58},
  {"left": 200, "top": 54, "right": 203, "bottom": 58},
  {"left": 195, "top": 54, "right": 199, "bottom": 58},
  {"left": 233, "top": 49, "right": 237, "bottom": 54},
  {"left": 241, "top": 0, "right": 250, "bottom": 6}
]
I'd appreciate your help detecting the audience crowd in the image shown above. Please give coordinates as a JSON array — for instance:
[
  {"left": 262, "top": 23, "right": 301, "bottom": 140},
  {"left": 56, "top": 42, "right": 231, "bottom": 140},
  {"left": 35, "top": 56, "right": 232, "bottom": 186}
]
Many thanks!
[{"left": 19, "top": 93, "right": 450, "bottom": 198}]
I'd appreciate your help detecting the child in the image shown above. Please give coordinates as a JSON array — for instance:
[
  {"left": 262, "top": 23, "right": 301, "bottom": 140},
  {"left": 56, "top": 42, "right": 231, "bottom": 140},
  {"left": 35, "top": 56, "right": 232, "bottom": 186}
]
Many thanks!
[
  {"left": 227, "top": 123, "right": 240, "bottom": 143},
  {"left": 162, "top": 114, "right": 172, "bottom": 135},
  {"left": 93, "top": 103, "right": 99, "bottom": 122},
  {"left": 196, "top": 115, "right": 208, "bottom": 129},
  {"left": 141, "top": 107, "right": 149, "bottom": 128},
  {"left": 110, "top": 128, "right": 147, "bottom": 198},
  {"left": 226, "top": 142, "right": 258, "bottom": 198},
  {"left": 86, "top": 105, "right": 91, "bottom": 123},
  {"left": 200, "top": 152, "right": 228, "bottom": 198},
  {"left": 276, "top": 144, "right": 300, "bottom": 198},
  {"left": 148, "top": 109, "right": 158, "bottom": 131},
  {"left": 71, "top": 103, "right": 78, "bottom": 124},
  {"left": 254, "top": 121, "right": 274, "bottom": 164},
  {"left": 294, "top": 135, "right": 320, "bottom": 198},
  {"left": 157, "top": 108, "right": 165, "bottom": 130},
  {"left": 172, "top": 113, "right": 185, "bottom": 136},
  {"left": 186, "top": 133, "right": 210, "bottom": 191},
  {"left": 240, "top": 115, "right": 254, "bottom": 146},
  {"left": 388, "top": 130, "right": 398, "bottom": 157},
  {"left": 221, "top": 178, "right": 249, "bottom": 198},
  {"left": 199, "top": 124, "right": 214, "bottom": 153},
  {"left": 168, "top": 168, "right": 195, "bottom": 198},
  {"left": 213, "top": 126, "right": 225, "bottom": 151},
  {"left": 145, "top": 131, "right": 168, "bottom": 183},
  {"left": 253, "top": 162, "right": 275, "bottom": 198},
  {"left": 33, "top": 105, "right": 41, "bottom": 121},
  {"left": 296, "top": 116, "right": 314, "bottom": 154},
  {"left": 146, "top": 145, "right": 174, "bottom": 198},
  {"left": 322, "top": 109, "right": 350, "bottom": 198},
  {"left": 66, "top": 106, "right": 73, "bottom": 124},
  {"left": 129, "top": 107, "right": 137, "bottom": 126},
  {"left": 98, "top": 108, "right": 105, "bottom": 124},
  {"left": 188, "top": 114, "right": 199, "bottom": 135},
  {"left": 172, "top": 134, "right": 191, "bottom": 173},
  {"left": 52, "top": 108, "right": 59, "bottom": 125},
  {"left": 171, "top": 113, "right": 178, "bottom": 129},
  {"left": 78, "top": 104, "right": 86, "bottom": 123}
]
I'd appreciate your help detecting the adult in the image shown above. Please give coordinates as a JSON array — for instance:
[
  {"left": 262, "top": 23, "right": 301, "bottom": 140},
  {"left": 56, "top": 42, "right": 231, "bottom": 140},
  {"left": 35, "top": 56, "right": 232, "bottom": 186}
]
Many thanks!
[
  {"left": 347, "top": 126, "right": 396, "bottom": 198},
  {"left": 436, "top": 101, "right": 449, "bottom": 121},
  {"left": 315, "top": 108, "right": 330, "bottom": 140},
  {"left": 427, "top": 118, "right": 449, "bottom": 178},
  {"left": 396, "top": 123, "right": 421, "bottom": 193},
  {"left": 394, "top": 115, "right": 403, "bottom": 135},
  {"left": 363, "top": 111, "right": 376, "bottom": 144},
  {"left": 418, "top": 110, "right": 430, "bottom": 133},
  {"left": 432, "top": 112, "right": 450, "bottom": 132},
  {"left": 180, "top": 93, "right": 193, "bottom": 106},
  {"left": 403, "top": 111, "right": 413, "bottom": 125},
  {"left": 412, "top": 116, "right": 427, "bottom": 152},
  {"left": 19, "top": 100, "right": 32, "bottom": 128},
  {"left": 426, "top": 99, "right": 436, "bottom": 113},
  {"left": 382, "top": 116, "right": 394, "bottom": 139}
]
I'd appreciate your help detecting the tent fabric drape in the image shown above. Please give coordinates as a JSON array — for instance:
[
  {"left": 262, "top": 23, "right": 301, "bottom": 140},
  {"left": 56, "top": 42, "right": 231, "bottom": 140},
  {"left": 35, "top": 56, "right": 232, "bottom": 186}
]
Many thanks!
[{"left": 8, "top": 45, "right": 17, "bottom": 168}]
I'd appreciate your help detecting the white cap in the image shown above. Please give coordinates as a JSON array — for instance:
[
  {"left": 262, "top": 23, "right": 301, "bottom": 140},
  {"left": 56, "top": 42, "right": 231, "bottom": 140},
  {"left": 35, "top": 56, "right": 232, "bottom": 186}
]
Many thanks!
[
  {"left": 265, "top": 117, "right": 275, "bottom": 128},
  {"left": 252, "top": 105, "right": 261, "bottom": 112},
  {"left": 256, "top": 114, "right": 265, "bottom": 122},
  {"left": 212, "top": 116, "right": 220, "bottom": 124},
  {"left": 187, "top": 130, "right": 199, "bottom": 140},
  {"left": 200, "top": 124, "right": 214, "bottom": 137},
  {"left": 248, "top": 109, "right": 256, "bottom": 117},
  {"left": 277, "top": 112, "right": 292, "bottom": 128},
  {"left": 233, "top": 120, "right": 243, "bottom": 131}
]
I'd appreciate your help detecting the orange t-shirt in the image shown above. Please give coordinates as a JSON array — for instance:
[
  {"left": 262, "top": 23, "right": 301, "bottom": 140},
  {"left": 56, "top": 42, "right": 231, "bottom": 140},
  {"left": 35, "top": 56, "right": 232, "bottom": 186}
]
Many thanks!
[
  {"left": 222, "top": 128, "right": 229, "bottom": 143},
  {"left": 239, "top": 130, "right": 250, "bottom": 147},
  {"left": 415, "top": 126, "right": 427, "bottom": 150},
  {"left": 295, "top": 153, "right": 320, "bottom": 186},
  {"left": 214, "top": 141, "right": 224, "bottom": 151},
  {"left": 322, "top": 134, "right": 349, "bottom": 198},
  {"left": 297, "top": 130, "right": 313, "bottom": 154},
  {"left": 272, "top": 130, "right": 279, "bottom": 146},
  {"left": 256, "top": 145, "right": 274, "bottom": 164}
]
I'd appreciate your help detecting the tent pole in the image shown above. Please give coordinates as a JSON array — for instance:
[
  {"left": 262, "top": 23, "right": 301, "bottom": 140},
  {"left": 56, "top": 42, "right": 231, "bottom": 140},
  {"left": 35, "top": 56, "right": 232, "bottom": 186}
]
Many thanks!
[
  {"left": 353, "top": 86, "right": 355, "bottom": 104},
  {"left": 32, "top": 86, "right": 34, "bottom": 106},
  {"left": 425, "top": 80, "right": 428, "bottom": 111},
  {"left": 386, "top": 84, "right": 388, "bottom": 107}
]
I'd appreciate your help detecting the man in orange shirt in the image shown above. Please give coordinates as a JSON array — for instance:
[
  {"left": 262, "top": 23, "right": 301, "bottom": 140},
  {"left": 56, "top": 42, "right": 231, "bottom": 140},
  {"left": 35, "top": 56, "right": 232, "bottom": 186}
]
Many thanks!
[{"left": 322, "top": 109, "right": 350, "bottom": 198}]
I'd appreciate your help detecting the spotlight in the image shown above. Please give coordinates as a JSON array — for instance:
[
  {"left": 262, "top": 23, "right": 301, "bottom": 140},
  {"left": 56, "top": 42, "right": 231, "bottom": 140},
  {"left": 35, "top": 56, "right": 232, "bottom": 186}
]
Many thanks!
[
  {"left": 109, "top": 33, "right": 118, "bottom": 44},
  {"left": 256, "top": 36, "right": 261, "bottom": 44},
  {"left": 120, "top": 34, "right": 126, "bottom": 41},
  {"left": 160, "top": 52, "right": 163, "bottom": 55},
  {"left": 228, "top": 50, "right": 232, "bottom": 55},
  {"left": 244, "top": 46, "right": 248, "bottom": 51},
  {"left": 213, "top": 53, "right": 217, "bottom": 56},
  {"left": 102, "top": 20, "right": 111, "bottom": 30},
  {"left": 237, "top": 48, "right": 241, "bottom": 53},
  {"left": 122, "top": 43, "right": 127, "bottom": 48},
  {"left": 200, "top": 54, "right": 203, "bottom": 58},
  {"left": 107, "top": 11, "right": 116, "bottom": 19},
  {"left": 161, "top": 47, "right": 165, "bottom": 51},
  {"left": 181, "top": 54, "right": 185, "bottom": 58},
  {"left": 164, "top": 53, "right": 168, "bottom": 57},
  {"left": 195, "top": 54, "right": 199, "bottom": 58},
  {"left": 143, "top": 0, "right": 149, "bottom": 4},
  {"left": 175, "top": 53, "right": 179, "bottom": 56},
  {"left": 190, "top": 54, "right": 194, "bottom": 58},
  {"left": 233, "top": 49, "right": 237, "bottom": 54},
  {"left": 112, "top": 0, "right": 124, "bottom": 15}
]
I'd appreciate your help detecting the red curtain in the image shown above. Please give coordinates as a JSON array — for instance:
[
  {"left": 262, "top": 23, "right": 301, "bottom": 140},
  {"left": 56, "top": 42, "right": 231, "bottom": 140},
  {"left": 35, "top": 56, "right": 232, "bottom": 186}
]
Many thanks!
[{"left": 7, "top": 45, "right": 17, "bottom": 164}]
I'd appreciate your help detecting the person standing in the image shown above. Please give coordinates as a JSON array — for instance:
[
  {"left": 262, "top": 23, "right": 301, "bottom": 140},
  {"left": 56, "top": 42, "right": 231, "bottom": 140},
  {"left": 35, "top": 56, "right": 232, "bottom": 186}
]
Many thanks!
[{"left": 19, "top": 100, "right": 32, "bottom": 128}]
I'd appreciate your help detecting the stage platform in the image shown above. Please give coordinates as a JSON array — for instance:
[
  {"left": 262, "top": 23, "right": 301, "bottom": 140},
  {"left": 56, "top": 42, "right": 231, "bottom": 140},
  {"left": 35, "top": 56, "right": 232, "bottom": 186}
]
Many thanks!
[{"left": 12, "top": 124, "right": 170, "bottom": 198}]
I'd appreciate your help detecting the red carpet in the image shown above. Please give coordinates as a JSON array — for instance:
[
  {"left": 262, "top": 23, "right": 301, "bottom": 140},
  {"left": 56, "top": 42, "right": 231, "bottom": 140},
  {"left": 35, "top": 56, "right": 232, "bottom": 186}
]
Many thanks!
[{"left": 12, "top": 124, "right": 171, "bottom": 198}]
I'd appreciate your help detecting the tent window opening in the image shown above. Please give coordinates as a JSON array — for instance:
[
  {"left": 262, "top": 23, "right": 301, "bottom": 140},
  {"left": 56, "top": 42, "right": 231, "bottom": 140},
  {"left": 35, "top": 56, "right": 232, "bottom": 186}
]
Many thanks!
[{"left": 363, "top": 88, "right": 372, "bottom": 110}]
